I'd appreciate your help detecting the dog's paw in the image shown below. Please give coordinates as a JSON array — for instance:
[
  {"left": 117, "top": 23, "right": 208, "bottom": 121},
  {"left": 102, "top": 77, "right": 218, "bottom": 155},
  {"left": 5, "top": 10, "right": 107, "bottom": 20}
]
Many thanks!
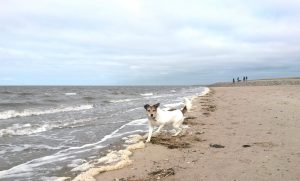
[
  {"left": 145, "top": 139, "right": 151, "bottom": 143},
  {"left": 172, "top": 132, "right": 180, "bottom": 137}
]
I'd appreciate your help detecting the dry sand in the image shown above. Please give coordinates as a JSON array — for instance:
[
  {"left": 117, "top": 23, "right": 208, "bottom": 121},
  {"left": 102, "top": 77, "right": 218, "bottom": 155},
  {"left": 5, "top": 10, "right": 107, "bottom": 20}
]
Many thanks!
[{"left": 94, "top": 81, "right": 300, "bottom": 181}]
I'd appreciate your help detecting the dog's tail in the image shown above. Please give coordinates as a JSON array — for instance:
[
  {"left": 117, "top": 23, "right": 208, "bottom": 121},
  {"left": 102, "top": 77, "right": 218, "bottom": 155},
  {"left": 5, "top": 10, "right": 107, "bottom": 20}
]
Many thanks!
[{"left": 181, "top": 106, "right": 187, "bottom": 115}]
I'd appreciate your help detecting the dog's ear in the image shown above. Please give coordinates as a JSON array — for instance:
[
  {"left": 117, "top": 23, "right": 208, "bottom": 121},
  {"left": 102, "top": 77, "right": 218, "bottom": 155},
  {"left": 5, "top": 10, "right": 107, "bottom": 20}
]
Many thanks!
[
  {"left": 154, "top": 103, "right": 160, "bottom": 108},
  {"left": 144, "top": 104, "right": 150, "bottom": 110}
]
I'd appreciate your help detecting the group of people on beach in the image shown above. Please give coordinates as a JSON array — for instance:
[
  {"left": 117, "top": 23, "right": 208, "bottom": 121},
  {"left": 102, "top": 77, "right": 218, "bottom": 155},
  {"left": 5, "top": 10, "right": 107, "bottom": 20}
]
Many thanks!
[{"left": 233, "top": 76, "right": 248, "bottom": 84}]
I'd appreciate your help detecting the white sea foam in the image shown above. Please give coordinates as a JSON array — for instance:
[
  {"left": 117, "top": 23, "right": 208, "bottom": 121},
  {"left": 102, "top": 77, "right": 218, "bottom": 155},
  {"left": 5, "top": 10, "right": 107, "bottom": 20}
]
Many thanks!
[
  {"left": 41, "top": 176, "right": 70, "bottom": 181},
  {"left": 140, "top": 93, "right": 153, "bottom": 96},
  {"left": 67, "top": 159, "right": 87, "bottom": 168},
  {"left": 65, "top": 93, "right": 77, "bottom": 96},
  {"left": 199, "top": 87, "right": 210, "bottom": 96},
  {"left": 122, "top": 134, "right": 144, "bottom": 144},
  {"left": 72, "top": 150, "right": 134, "bottom": 181},
  {"left": 126, "top": 107, "right": 142, "bottom": 113},
  {"left": 149, "top": 95, "right": 163, "bottom": 98},
  {"left": 72, "top": 135, "right": 145, "bottom": 181},
  {"left": 163, "top": 102, "right": 184, "bottom": 108},
  {"left": 148, "top": 94, "right": 174, "bottom": 99},
  {"left": 0, "top": 118, "right": 95, "bottom": 137},
  {"left": 0, "top": 123, "right": 51, "bottom": 137},
  {"left": 0, "top": 104, "right": 94, "bottom": 120},
  {"left": 71, "top": 162, "right": 91, "bottom": 172}
]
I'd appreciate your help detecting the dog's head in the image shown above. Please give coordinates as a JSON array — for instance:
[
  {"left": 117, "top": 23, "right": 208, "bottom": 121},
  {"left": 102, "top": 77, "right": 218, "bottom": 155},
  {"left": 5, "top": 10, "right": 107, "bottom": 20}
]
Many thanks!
[{"left": 144, "top": 103, "right": 160, "bottom": 119}]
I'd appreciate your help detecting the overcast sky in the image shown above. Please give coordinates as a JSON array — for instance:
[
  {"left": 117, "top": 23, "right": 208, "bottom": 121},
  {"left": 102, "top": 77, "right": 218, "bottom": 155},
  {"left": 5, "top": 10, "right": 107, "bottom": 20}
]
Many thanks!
[{"left": 0, "top": 0, "right": 300, "bottom": 85}]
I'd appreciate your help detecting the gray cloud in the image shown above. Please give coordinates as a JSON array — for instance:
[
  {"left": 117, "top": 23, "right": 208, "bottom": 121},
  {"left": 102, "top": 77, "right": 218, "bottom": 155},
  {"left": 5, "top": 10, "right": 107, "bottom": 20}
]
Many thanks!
[{"left": 0, "top": 0, "right": 300, "bottom": 85}]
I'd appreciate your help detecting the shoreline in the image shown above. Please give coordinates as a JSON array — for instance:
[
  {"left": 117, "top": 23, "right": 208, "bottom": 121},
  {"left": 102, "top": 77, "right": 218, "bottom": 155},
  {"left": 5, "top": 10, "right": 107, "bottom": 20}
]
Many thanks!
[
  {"left": 0, "top": 86, "right": 208, "bottom": 180},
  {"left": 209, "top": 77, "right": 300, "bottom": 87},
  {"left": 70, "top": 88, "right": 210, "bottom": 181},
  {"left": 93, "top": 78, "right": 300, "bottom": 181}
]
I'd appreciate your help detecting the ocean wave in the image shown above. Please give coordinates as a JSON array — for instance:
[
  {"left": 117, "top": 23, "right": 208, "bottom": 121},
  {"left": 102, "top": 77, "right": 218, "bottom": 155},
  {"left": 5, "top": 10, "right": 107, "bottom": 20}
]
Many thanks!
[
  {"left": 0, "top": 104, "right": 94, "bottom": 120},
  {"left": 126, "top": 118, "right": 148, "bottom": 126},
  {"left": 148, "top": 95, "right": 163, "bottom": 99},
  {"left": 83, "top": 96, "right": 95, "bottom": 100},
  {"left": 18, "top": 92, "right": 33, "bottom": 96},
  {"left": 45, "top": 99, "right": 60, "bottom": 103},
  {"left": 0, "top": 102, "right": 26, "bottom": 107},
  {"left": 0, "top": 91, "right": 13, "bottom": 94},
  {"left": 67, "top": 159, "right": 87, "bottom": 168},
  {"left": 0, "top": 117, "right": 148, "bottom": 179},
  {"left": 0, "top": 144, "right": 67, "bottom": 155},
  {"left": 0, "top": 118, "right": 96, "bottom": 137},
  {"left": 0, "top": 86, "right": 209, "bottom": 180},
  {"left": 140, "top": 93, "right": 153, "bottom": 96},
  {"left": 108, "top": 98, "right": 138, "bottom": 103},
  {"left": 0, "top": 102, "right": 41, "bottom": 107},
  {"left": 147, "top": 94, "right": 174, "bottom": 99}
]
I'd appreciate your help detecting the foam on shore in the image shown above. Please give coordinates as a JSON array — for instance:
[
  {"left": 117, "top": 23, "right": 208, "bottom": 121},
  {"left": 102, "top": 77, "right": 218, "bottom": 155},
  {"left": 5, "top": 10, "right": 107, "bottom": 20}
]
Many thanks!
[
  {"left": 200, "top": 87, "right": 210, "bottom": 96},
  {"left": 72, "top": 135, "right": 145, "bottom": 181}
]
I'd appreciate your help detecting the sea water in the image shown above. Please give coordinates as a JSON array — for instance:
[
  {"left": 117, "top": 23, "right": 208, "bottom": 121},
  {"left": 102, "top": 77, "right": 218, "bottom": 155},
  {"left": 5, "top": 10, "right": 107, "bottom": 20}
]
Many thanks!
[{"left": 0, "top": 86, "right": 206, "bottom": 180}]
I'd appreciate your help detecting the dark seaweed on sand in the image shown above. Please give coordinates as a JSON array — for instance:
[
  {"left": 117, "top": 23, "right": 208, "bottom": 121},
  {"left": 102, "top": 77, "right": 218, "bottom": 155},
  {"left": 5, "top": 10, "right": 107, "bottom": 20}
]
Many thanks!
[
  {"left": 148, "top": 168, "right": 175, "bottom": 178},
  {"left": 150, "top": 136, "right": 191, "bottom": 149},
  {"left": 209, "top": 144, "right": 225, "bottom": 148}
]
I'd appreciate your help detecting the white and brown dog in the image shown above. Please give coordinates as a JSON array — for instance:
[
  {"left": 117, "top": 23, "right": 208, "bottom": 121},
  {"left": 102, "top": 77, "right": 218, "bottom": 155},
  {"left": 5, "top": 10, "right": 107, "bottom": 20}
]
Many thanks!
[{"left": 144, "top": 103, "right": 187, "bottom": 142}]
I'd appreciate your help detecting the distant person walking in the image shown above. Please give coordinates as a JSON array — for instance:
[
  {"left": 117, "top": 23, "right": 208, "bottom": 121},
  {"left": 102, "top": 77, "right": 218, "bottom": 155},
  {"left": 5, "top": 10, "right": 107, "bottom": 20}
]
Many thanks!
[
  {"left": 243, "top": 76, "right": 245, "bottom": 82},
  {"left": 233, "top": 78, "right": 235, "bottom": 84},
  {"left": 246, "top": 76, "right": 248, "bottom": 81}
]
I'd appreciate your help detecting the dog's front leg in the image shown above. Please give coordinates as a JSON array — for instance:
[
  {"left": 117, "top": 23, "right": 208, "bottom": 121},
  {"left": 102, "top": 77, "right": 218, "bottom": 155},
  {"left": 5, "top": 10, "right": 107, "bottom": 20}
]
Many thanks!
[{"left": 146, "top": 125, "right": 153, "bottom": 142}]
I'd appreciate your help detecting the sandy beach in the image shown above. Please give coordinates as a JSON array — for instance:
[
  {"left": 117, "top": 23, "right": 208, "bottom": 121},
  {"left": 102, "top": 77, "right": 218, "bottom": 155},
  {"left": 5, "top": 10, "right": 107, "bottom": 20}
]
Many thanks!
[{"left": 88, "top": 79, "right": 300, "bottom": 181}]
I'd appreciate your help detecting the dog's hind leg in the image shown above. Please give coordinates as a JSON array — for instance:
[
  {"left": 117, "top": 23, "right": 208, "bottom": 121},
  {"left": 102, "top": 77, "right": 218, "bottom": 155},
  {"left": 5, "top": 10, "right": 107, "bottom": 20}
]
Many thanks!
[
  {"left": 172, "top": 123, "right": 182, "bottom": 136},
  {"left": 172, "top": 127, "right": 182, "bottom": 136},
  {"left": 172, "top": 118, "right": 184, "bottom": 136},
  {"left": 155, "top": 124, "right": 165, "bottom": 133},
  {"left": 146, "top": 125, "right": 153, "bottom": 142}
]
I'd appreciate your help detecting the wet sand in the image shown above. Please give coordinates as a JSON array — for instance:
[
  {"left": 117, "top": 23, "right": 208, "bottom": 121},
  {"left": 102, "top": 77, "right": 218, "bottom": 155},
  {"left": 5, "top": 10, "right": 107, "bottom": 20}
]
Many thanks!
[{"left": 94, "top": 81, "right": 300, "bottom": 181}]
